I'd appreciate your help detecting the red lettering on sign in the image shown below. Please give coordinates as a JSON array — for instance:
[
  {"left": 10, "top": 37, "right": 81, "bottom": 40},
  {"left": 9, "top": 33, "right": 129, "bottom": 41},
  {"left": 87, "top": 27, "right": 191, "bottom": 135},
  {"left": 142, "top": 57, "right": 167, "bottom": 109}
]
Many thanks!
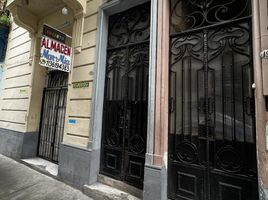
[
  {"left": 51, "top": 41, "right": 57, "bottom": 51},
  {"left": 41, "top": 37, "right": 47, "bottom": 48},
  {"left": 65, "top": 46, "right": 71, "bottom": 56},
  {"left": 42, "top": 36, "right": 71, "bottom": 56}
]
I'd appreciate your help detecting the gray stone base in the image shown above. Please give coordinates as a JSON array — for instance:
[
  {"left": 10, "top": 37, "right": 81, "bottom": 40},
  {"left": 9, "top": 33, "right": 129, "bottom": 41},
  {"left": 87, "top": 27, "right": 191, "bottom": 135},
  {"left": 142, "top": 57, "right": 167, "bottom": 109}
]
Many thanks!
[
  {"left": 259, "top": 186, "right": 268, "bottom": 200},
  {"left": 97, "top": 174, "right": 142, "bottom": 198},
  {"left": 143, "top": 164, "right": 167, "bottom": 200},
  {"left": 0, "top": 128, "right": 38, "bottom": 159},
  {"left": 58, "top": 143, "right": 100, "bottom": 190},
  {"left": 84, "top": 183, "right": 140, "bottom": 200}
]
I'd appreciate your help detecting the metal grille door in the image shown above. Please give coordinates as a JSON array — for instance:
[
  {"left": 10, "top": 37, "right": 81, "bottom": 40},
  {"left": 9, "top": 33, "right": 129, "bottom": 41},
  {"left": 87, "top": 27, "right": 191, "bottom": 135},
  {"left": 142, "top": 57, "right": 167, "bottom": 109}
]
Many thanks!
[
  {"left": 100, "top": 3, "right": 150, "bottom": 188},
  {"left": 38, "top": 72, "right": 68, "bottom": 163},
  {"left": 168, "top": 0, "right": 258, "bottom": 200}
]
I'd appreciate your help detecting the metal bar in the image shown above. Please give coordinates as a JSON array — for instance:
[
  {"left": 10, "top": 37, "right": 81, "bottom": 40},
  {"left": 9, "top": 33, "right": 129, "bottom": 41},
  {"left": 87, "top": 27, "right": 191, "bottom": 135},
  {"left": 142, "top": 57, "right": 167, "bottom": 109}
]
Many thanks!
[
  {"left": 170, "top": 16, "right": 252, "bottom": 39},
  {"left": 189, "top": 57, "right": 192, "bottom": 141},
  {"left": 241, "top": 64, "right": 247, "bottom": 142},
  {"left": 51, "top": 89, "right": 62, "bottom": 162},
  {"left": 203, "top": 28, "right": 210, "bottom": 200},
  {"left": 45, "top": 87, "right": 68, "bottom": 90},
  {"left": 37, "top": 89, "right": 46, "bottom": 157},
  {"left": 222, "top": 55, "right": 225, "bottom": 141},
  {"left": 182, "top": 57, "right": 185, "bottom": 139},
  {"left": 107, "top": 40, "right": 150, "bottom": 51},
  {"left": 232, "top": 52, "right": 236, "bottom": 141}
]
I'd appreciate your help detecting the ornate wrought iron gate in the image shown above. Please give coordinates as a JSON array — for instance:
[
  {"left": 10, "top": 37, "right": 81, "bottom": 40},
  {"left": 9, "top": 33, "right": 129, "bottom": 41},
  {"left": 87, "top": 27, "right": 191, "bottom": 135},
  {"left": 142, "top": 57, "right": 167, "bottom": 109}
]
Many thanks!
[
  {"left": 100, "top": 3, "right": 150, "bottom": 188},
  {"left": 168, "top": 0, "right": 258, "bottom": 199},
  {"left": 38, "top": 71, "right": 68, "bottom": 163}
]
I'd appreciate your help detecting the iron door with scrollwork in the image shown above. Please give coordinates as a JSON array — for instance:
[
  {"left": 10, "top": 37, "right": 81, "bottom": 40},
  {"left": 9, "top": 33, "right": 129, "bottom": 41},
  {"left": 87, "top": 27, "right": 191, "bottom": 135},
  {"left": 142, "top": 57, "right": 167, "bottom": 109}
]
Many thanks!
[
  {"left": 38, "top": 71, "right": 68, "bottom": 163},
  {"left": 168, "top": 0, "right": 258, "bottom": 200},
  {"left": 100, "top": 3, "right": 150, "bottom": 188}
]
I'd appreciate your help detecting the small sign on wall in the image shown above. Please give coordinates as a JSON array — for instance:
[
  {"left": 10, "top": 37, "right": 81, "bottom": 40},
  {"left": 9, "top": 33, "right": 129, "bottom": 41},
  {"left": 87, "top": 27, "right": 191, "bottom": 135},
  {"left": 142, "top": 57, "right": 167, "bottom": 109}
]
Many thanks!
[
  {"left": 260, "top": 49, "right": 268, "bottom": 59},
  {"left": 73, "top": 81, "right": 90, "bottom": 89},
  {"left": 68, "top": 119, "right": 77, "bottom": 125},
  {"left": 19, "top": 89, "right": 28, "bottom": 94}
]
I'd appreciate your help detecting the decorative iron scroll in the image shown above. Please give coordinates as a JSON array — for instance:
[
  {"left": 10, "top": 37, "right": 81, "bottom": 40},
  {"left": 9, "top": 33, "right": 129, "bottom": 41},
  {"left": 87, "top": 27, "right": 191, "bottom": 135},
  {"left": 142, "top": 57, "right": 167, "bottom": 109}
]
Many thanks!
[
  {"left": 170, "top": 21, "right": 254, "bottom": 168},
  {"left": 170, "top": 0, "right": 251, "bottom": 33},
  {"left": 171, "top": 23, "right": 250, "bottom": 66},
  {"left": 108, "top": 5, "right": 150, "bottom": 48},
  {"left": 170, "top": 32, "right": 203, "bottom": 64}
]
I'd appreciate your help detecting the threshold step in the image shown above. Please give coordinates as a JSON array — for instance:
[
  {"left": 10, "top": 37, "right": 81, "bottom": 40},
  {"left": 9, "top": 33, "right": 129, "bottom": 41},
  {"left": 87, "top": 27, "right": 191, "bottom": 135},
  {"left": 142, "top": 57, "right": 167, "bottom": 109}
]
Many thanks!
[{"left": 84, "top": 183, "right": 141, "bottom": 200}]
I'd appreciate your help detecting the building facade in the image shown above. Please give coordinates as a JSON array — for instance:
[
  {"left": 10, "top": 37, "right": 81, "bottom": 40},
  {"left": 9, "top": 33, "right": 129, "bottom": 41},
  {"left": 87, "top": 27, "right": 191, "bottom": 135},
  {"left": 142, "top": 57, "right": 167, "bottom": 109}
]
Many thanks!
[{"left": 0, "top": 0, "right": 267, "bottom": 199}]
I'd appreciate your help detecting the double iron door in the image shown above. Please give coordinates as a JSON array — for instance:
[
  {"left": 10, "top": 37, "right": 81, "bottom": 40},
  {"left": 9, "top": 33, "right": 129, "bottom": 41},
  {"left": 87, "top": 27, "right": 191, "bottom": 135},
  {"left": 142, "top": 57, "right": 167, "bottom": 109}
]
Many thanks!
[
  {"left": 100, "top": 3, "right": 150, "bottom": 188},
  {"left": 38, "top": 71, "right": 68, "bottom": 163},
  {"left": 168, "top": 0, "right": 258, "bottom": 199}
]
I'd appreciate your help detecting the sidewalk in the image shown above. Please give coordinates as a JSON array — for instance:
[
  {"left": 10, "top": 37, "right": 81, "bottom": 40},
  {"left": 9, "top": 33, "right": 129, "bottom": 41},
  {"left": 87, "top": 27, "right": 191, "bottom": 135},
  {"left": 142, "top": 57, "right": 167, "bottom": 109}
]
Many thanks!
[{"left": 0, "top": 154, "right": 93, "bottom": 200}]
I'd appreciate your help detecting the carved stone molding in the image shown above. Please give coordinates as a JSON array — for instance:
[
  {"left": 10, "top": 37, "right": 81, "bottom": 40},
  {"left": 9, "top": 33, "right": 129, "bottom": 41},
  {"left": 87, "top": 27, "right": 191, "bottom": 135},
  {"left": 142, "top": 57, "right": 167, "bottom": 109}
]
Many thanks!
[
  {"left": 7, "top": 4, "right": 38, "bottom": 34},
  {"left": 72, "top": 11, "right": 85, "bottom": 53},
  {"left": 6, "top": 0, "right": 86, "bottom": 53}
]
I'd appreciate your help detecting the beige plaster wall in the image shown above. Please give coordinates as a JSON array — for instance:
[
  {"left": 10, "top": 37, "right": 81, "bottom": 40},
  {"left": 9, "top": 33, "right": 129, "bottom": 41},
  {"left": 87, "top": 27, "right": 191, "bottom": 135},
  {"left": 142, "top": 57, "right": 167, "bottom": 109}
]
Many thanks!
[
  {"left": 0, "top": 0, "right": 102, "bottom": 148},
  {"left": 0, "top": 8, "right": 75, "bottom": 133},
  {"left": 63, "top": 0, "right": 102, "bottom": 147},
  {"left": 0, "top": 23, "right": 32, "bottom": 133}
]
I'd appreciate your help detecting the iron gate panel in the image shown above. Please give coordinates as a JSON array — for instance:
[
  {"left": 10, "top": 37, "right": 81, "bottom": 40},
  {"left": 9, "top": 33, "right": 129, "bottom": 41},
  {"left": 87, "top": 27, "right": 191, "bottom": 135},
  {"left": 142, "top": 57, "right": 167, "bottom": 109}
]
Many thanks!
[
  {"left": 101, "top": 3, "right": 150, "bottom": 188},
  {"left": 169, "top": 1, "right": 258, "bottom": 200},
  {"left": 38, "top": 72, "right": 68, "bottom": 163}
]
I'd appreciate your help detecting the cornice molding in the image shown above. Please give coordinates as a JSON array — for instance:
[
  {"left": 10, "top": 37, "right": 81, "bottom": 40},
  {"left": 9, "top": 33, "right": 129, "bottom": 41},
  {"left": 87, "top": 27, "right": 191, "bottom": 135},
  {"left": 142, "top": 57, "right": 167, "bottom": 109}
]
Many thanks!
[
  {"left": 8, "top": 4, "right": 37, "bottom": 33},
  {"left": 7, "top": 0, "right": 87, "bottom": 53}
]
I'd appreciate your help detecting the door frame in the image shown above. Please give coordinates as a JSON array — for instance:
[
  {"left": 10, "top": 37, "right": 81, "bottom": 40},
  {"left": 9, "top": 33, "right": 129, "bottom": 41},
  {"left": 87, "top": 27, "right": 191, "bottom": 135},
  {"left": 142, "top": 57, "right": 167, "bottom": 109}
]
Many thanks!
[{"left": 89, "top": 0, "right": 157, "bottom": 182}]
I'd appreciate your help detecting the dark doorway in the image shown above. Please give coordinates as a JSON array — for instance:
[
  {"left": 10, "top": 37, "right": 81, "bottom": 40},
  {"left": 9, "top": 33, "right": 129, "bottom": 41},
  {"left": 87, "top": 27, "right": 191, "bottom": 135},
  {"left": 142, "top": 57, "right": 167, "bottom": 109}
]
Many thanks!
[
  {"left": 168, "top": 0, "right": 258, "bottom": 200},
  {"left": 100, "top": 2, "right": 151, "bottom": 188},
  {"left": 38, "top": 71, "right": 68, "bottom": 163}
]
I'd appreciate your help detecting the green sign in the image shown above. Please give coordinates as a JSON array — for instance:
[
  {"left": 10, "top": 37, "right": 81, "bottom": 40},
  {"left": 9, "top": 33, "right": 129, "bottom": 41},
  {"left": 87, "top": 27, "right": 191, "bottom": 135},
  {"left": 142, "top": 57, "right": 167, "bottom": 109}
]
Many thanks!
[{"left": 73, "top": 81, "right": 90, "bottom": 89}]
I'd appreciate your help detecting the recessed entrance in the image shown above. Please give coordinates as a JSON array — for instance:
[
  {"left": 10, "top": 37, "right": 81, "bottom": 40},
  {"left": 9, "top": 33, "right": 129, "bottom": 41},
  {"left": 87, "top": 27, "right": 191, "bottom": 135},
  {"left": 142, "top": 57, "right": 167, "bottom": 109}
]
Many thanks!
[
  {"left": 38, "top": 71, "right": 68, "bottom": 163},
  {"left": 100, "top": 2, "right": 151, "bottom": 189},
  {"left": 168, "top": 0, "right": 258, "bottom": 199}
]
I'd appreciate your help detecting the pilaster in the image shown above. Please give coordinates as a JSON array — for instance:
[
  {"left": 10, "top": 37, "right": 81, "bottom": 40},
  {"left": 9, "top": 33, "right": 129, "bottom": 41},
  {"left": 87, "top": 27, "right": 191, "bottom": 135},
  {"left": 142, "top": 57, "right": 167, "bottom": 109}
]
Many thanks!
[
  {"left": 144, "top": 0, "right": 169, "bottom": 199},
  {"left": 252, "top": 0, "right": 268, "bottom": 199}
]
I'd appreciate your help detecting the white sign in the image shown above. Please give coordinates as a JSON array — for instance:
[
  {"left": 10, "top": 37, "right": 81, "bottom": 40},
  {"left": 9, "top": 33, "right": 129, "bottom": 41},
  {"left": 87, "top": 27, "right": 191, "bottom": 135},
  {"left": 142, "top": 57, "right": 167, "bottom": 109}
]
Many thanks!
[
  {"left": 39, "top": 35, "right": 72, "bottom": 72},
  {"left": 260, "top": 49, "right": 268, "bottom": 59}
]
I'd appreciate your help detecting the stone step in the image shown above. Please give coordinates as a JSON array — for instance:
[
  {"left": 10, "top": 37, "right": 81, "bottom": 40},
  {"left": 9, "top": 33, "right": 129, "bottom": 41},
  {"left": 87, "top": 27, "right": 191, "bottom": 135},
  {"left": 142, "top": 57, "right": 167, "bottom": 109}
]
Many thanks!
[
  {"left": 84, "top": 183, "right": 141, "bottom": 200},
  {"left": 97, "top": 175, "right": 142, "bottom": 198}
]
